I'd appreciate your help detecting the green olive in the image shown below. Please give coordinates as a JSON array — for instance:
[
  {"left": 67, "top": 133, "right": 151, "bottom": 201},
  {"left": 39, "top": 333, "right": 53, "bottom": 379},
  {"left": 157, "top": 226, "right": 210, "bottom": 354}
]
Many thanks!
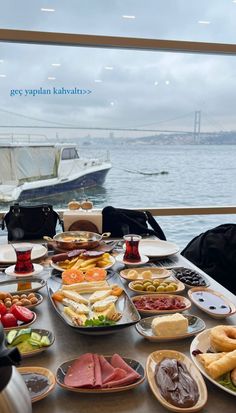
[
  {"left": 146, "top": 285, "right": 156, "bottom": 292},
  {"left": 156, "top": 285, "right": 165, "bottom": 292},
  {"left": 133, "top": 283, "right": 144, "bottom": 291},
  {"left": 166, "top": 285, "right": 175, "bottom": 292}
]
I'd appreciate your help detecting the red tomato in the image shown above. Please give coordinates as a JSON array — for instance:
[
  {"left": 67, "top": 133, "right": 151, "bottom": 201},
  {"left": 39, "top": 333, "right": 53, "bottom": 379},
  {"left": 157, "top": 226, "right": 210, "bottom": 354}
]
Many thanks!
[
  {"left": 1, "top": 313, "right": 18, "bottom": 328},
  {"left": 10, "top": 304, "right": 34, "bottom": 323},
  {"left": 0, "top": 303, "right": 7, "bottom": 316}
]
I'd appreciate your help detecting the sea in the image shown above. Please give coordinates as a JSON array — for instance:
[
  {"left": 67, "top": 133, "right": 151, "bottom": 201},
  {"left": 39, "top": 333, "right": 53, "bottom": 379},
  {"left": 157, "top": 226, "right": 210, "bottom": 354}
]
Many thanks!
[{"left": 1, "top": 144, "right": 236, "bottom": 250}]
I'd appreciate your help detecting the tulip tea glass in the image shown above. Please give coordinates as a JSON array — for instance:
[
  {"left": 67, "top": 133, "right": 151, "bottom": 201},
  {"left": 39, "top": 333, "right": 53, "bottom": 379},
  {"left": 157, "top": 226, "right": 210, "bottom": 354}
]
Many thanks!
[
  {"left": 12, "top": 243, "right": 34, "bottom": 274},
  {"left": 123, "top": 234, "right": 142, "bottom": 263}
]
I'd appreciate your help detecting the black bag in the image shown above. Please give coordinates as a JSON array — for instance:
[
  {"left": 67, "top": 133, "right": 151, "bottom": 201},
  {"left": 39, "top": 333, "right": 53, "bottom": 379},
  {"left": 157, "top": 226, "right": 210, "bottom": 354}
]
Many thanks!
[
  {"left": 102, "top": 206, "right": 166, "bottom": 240},
  {"left": 2, "top": 203, "right": 64, "bottom": 241},
  {"left": 181, "top": 223, "right": 236, "bottom": 294}
]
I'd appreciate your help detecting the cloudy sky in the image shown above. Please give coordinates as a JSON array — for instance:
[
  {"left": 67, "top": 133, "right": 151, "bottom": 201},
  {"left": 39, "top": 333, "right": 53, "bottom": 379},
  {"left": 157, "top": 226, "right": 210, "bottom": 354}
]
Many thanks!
[{"left": 0, "top": 0, "right": 236, "bottom": 139}]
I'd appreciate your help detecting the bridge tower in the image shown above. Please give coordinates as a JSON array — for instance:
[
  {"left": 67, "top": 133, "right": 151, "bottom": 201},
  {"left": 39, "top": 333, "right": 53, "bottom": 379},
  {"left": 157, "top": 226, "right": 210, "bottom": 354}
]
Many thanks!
[{"left": 193, "top": 110, "right": 201, "bottom": 143}]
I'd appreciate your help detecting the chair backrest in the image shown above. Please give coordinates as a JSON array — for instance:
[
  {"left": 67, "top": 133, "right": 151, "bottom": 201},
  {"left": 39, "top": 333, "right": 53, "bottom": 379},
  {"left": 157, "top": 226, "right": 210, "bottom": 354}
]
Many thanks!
[{"left": 181, "top": 223, "right": 236, "bottom": 294}]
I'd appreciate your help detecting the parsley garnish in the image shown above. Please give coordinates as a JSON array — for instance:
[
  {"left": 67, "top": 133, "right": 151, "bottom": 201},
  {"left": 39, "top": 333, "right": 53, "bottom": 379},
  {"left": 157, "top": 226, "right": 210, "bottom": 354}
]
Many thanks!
[{"left": 85, "top": 315, "right": 116, "bottom": 327}]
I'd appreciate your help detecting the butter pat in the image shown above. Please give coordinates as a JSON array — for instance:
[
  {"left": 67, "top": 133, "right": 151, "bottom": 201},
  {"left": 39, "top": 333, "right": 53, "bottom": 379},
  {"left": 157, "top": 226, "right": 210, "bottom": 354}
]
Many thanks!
[
  {"left": 127, "top": 270, "right": 139, "bottom": 279},
  {"left": 151, "top": 313, "right": 188, "bottom": 337},
  {"left": 141, "top": 270, "right": 152, "bottom": 279}
]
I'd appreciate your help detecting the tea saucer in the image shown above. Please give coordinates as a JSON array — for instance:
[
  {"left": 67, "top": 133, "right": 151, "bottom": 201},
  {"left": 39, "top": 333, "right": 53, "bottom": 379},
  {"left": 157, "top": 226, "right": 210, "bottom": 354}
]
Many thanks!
[
  {"left": 5, "top": 264, "right": 44, "bottom": 277},
  {"left": 115, "top": 254, "right": 149, "bottom": 266}
]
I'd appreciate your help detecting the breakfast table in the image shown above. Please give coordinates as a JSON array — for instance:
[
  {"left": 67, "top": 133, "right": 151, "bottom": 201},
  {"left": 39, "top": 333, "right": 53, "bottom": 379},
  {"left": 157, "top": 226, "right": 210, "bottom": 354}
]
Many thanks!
[{"left": 0, "top": 239, "right": 236, "bottom": 413}]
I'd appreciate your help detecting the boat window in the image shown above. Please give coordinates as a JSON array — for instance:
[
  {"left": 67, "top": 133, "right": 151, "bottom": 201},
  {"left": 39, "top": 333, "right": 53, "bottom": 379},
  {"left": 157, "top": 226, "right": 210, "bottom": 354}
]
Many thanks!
[{"left": 61, "top": 148, "right": 79, "bottom": 160}]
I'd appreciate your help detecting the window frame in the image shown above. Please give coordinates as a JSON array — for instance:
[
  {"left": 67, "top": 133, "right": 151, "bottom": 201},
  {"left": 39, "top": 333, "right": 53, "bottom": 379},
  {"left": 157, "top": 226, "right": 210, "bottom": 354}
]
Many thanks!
[{"left": 0, "top": 28, "right": 236, "bottom": 56}]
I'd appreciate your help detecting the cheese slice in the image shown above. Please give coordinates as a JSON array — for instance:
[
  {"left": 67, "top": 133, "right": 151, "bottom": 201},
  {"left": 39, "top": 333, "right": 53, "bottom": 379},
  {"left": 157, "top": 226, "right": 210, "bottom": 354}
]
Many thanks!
[
  {"left": 62, "top": 298, "right": 90, "bottom": 314},
  {"left": 92, "top": 303, "right": 118, "bottom": 320},
  {"left": 62, "top": 290, "right": 89, "bottom": 305},
  {"left": 91, "top": 296, "right": 118, "bottom": 312},
  {"left": 151, "top": 313, "right": 188, "bottom": 337},
  {"left": 63, "top": 307, "right": 87, "bottom": 325},
  {"left": 89, "top": 290, "right": 112, "bottom": 304}
]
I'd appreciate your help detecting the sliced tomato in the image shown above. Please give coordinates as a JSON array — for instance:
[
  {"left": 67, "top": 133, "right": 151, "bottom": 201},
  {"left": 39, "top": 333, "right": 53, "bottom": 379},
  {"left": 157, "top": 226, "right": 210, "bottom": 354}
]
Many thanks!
[
  {"left": 0, "top": 302, "right": 7, "bottom": 316},
  {"left": 10, "top": 304, "right": 34, "bottom": 323},
  {"left": 84, "top": 267, "right": 107, "bottom": 282},
  {"left": 62, "top": 269, "right": 85, "bottom": 285},
  {"left": 1, "top": 313, "right": 18, "bottom": 328}
]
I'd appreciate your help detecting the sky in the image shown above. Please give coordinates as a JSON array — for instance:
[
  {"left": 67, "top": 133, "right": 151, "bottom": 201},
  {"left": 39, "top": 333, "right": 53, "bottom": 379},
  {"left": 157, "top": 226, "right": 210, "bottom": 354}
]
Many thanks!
[{"left": 0, "top": 0, "right": 236, "bottom": 140}]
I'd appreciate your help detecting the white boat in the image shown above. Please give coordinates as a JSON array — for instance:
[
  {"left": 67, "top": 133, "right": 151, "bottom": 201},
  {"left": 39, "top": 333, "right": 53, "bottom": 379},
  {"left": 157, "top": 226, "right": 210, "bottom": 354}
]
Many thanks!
[{"left": 0, "top": 143, "right": 111, "bottom": 202}]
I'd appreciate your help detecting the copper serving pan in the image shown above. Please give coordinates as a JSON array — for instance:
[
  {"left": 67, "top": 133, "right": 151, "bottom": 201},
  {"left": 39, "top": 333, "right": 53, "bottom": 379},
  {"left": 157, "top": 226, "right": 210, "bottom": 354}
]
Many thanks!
[{"left": 44, "top": 231, "right": 110, "bottom": 251}]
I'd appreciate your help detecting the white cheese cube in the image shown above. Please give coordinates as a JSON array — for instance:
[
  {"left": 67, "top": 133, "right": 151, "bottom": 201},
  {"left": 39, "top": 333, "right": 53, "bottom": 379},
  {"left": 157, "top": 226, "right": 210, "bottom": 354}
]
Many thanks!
[{"left": 151, "top": 313, "right": 188, "bottom": 337}]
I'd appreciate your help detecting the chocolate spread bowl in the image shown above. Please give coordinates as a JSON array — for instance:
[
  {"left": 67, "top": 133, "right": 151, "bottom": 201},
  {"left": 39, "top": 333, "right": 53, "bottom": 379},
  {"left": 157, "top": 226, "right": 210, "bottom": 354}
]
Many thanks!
[
  {"left": 44, "top": 231, "right": 110, "bottom": 251},
  {"left": 146, "top": 350, "right": 208, "bottom": 412}
]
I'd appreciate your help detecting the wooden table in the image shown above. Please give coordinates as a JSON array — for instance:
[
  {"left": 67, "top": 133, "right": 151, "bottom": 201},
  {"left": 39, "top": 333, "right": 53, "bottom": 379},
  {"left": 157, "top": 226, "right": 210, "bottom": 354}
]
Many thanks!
[{"left": 0, "top": 250, "right": 236, "bottom": 413}]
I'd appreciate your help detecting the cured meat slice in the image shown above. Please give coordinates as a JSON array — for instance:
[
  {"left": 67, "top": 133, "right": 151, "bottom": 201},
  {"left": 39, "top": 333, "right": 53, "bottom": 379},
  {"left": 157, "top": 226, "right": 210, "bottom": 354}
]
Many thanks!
[
  {"left": 99, "top": 355, "right": 115, "bottom": 382},
  {"left": 64, "top": 353, "right": 141, "bottom": 389},
  {"left": 94, "top": 354, "right": 102, "bottom": 388},
  {"left": 111, "top": 354, "right": 141, "bottom": 378},
  {"left": 102, "top": 368, "right": 127, "bottom": 385},
  {"left": 99, "top": 355, "right": 127, "bottom": 385},
  {"left": 64, "top": 353, "right": 95, "bottom": 387},
  {"left": 103, "top": 354, "right": 141, "bottom": 388},
  {"left": 103, "top": 372, "right": 139, "bottom": 388}
]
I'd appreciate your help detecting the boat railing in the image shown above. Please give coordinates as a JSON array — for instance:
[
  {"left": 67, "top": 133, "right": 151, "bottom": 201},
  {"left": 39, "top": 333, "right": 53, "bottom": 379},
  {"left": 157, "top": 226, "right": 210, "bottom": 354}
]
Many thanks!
[{"left": 0, "top": 134, "right": 52, "bottom": 144}]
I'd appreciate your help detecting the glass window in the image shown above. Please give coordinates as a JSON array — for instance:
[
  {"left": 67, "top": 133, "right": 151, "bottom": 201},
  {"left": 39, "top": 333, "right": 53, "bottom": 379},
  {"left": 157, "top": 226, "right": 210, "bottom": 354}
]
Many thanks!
[
  {"left": 61, "top": 148, "right": 78, "bottom": 160},
  {"left": 1, "top": 0, "right": 236, "bottom": 44},
  {"left": 0, "top": 3, "right": 236, "bottom": 247}
]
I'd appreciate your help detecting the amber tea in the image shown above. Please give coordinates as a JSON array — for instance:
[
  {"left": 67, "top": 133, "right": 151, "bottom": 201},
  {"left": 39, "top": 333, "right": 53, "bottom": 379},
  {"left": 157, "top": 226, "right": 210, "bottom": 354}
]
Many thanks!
[
  {"left": 13, "top": 244, "right": 34, "bottom": 274},
  {"left": 123, "top": 234, "right": 141, "bottom": 262}
]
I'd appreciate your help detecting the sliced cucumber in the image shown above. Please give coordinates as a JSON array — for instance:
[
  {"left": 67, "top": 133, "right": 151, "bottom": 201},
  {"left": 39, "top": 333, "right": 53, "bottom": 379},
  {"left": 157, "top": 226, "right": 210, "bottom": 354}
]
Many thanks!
[
  {"left": 7, "top": 330, "right": 18, "bottom": 345},
  {"left": 40, "top": 335, "right": 51, "bottom": 346},
  {"left": 11, "top": 329, "right": 31, "bottom": 346},
  {"left": 31, "top": 332, "right": 42, "bottom": 342}
]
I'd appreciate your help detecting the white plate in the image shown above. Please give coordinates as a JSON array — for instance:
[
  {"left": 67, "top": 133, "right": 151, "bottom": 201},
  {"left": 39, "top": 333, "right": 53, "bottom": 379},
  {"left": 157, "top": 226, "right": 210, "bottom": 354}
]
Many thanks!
[
  {"left": 0, "top": 244, "right": 47, "bottom": 264},
  {"left": 50, "top": 255, "right": 116, "bottom": 272},
  {"left": 120, "top": 266, "right": 171, "bottom": 281},
  {"left": 138, "top": 239, "right": 179, "bottom": 258},
  {"left": 190, "top": 329, "right": 236, "bottom": 397},
  {"left": 132, "top": 294, "right": 191, "bottom": 315},
  {"left": 116, "top": 254, "right": 149, "bottom": 266},
  {"left": 136, "top": 314, "right": 206, "bottom": 342},
  {"left": 5, "top": 263, "right": 44, "bottom": 277},
  {"left": 188, "top": 287, "right": 236, "bottom": 319},
  {"left": 128, "top": 279, "right": 185, "bottom": 295}
]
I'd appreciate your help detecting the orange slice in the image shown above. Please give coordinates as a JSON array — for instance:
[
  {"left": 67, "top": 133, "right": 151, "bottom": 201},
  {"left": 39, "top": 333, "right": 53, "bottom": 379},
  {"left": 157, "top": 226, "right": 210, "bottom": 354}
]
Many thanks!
[
  {"left": 84, "top": 267, "right": 107, "bottom": 282},
  {"left": 62, "top": 269, "right": 85, "bottom": 284}
]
